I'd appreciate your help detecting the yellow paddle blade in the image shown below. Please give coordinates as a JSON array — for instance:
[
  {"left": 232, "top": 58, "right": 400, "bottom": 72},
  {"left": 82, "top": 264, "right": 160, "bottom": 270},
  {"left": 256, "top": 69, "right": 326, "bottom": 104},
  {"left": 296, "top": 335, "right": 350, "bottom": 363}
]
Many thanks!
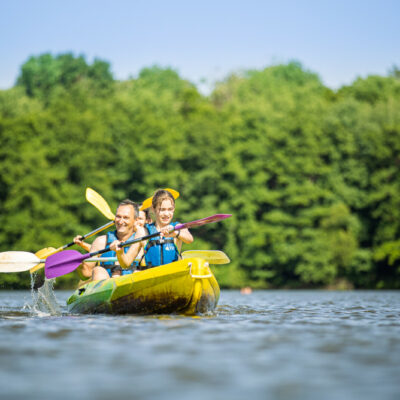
[
  {"left": 86, "top": 188, "right": 115, "bottom": 221},
  {"left": 181, "top": 250, "right": 230, "bottom": 265},
  {"left": 35, "top": 247, "right": 58, "bottom": 259},
  {"left": 30, "top": 247, "right": 58, "bottom": 273},
  {"left": 30, "top": 263, "right": 44, "bottom": 274},
  {"left": 140, "top": 188, "right": 180, "bottom": 210}
]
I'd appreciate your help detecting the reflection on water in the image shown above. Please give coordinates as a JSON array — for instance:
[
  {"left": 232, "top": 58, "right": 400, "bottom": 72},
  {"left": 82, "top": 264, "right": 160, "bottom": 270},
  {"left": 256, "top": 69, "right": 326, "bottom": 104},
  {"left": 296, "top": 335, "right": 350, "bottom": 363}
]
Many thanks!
[{"left": 0, "top": 289, "right": 399, "bottom": 400}]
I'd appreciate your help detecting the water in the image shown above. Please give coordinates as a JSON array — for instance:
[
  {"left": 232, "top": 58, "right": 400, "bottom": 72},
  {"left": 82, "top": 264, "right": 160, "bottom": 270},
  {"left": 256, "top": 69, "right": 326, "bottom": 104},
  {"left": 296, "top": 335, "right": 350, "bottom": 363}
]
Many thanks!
[{"left": 0, "top": 289, "right": 399, "bottom": 400}]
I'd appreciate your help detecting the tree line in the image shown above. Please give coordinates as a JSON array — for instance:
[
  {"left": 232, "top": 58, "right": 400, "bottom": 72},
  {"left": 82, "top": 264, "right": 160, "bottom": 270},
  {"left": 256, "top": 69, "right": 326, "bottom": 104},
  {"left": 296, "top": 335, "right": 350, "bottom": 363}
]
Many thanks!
[{"left": 0, "top": 53, "right": 399, "bottom": 289}]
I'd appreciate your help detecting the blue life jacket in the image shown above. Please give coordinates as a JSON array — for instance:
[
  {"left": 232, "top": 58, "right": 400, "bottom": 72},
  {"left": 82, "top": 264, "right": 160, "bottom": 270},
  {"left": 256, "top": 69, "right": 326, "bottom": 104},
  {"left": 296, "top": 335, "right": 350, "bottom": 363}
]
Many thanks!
[
  {"left": 143, "top": 222, "right": 180, "bottom": 268},
  {"left": 100, "top": 230, "right": 138, "bottom": 277}
]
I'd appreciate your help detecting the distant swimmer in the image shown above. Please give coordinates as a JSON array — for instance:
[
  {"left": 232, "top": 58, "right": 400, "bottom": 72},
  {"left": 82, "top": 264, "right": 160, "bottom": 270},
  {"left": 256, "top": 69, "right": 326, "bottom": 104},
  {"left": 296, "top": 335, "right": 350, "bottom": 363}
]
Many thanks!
[{"left": 240, "top": 287, "right": 252, "bottom": 295}]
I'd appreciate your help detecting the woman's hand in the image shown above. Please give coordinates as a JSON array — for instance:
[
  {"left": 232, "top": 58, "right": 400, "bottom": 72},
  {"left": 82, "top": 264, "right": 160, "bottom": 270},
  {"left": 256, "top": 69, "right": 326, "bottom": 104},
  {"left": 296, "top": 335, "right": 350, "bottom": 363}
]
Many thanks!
[{"left": 159, "top": 225, "right": 175, "bottom": 238}]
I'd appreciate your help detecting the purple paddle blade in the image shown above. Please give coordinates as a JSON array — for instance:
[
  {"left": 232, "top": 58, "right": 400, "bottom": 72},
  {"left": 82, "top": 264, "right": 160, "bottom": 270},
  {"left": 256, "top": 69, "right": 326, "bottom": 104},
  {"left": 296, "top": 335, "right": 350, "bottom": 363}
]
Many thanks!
[
  {"left": 175, "top": 214, "right": 232, "bottom": 230},
  {"left": 45, "top": 250, "right": 90, "bottom": 279}
]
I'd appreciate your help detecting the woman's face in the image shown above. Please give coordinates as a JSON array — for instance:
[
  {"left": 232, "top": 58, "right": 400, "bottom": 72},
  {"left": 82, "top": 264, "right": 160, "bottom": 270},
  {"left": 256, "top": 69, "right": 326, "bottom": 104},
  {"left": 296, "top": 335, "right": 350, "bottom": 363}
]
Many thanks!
[
  {"left": 136, "top": 211, "right": 146, "bottom": 228},
  {"left": 155, "top": 199, "right": 175, "bottom": 226}
]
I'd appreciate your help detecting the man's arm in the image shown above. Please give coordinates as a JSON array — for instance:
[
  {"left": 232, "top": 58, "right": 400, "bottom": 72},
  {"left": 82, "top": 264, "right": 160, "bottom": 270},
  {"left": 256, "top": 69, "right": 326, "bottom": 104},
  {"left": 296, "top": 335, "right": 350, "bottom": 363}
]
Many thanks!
[
  {"left": 73, "top": 235, "right": 91, "bottom": 252},
  {"left": 111, "top": 227, "right": 146, "bottom": 269},
  {"left": 77, "top": 235, "right": 107, "bottom": 279}
]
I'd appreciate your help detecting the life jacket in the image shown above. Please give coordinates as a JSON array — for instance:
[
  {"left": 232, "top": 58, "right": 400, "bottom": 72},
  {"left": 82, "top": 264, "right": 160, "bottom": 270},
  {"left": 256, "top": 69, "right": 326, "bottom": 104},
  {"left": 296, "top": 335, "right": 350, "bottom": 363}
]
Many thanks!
[
  {"left": 142, "top": 222, "right": 180, "bottom": 268},
  {"left": 100, "top": 230, "right": 138, "bottom": 276}
]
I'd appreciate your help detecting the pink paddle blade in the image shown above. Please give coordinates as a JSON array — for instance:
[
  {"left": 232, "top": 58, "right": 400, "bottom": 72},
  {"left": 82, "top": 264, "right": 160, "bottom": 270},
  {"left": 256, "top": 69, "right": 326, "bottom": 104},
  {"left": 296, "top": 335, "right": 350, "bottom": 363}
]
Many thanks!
[{"left": 45, "top": 250, "right": 89, "bottom": 279}]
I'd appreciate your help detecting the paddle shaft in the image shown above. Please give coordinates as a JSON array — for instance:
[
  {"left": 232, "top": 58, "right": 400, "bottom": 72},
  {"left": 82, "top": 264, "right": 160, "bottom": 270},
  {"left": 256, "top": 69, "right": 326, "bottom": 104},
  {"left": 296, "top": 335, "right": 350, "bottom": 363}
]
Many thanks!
[
  {"left": 83, "top": 215, "right": 231, "bottom": 259},
  {"left": 1, "top": 257, "right": 118, "bottom": 265},
  {"left": 29, "top": 220, "right": 115, "bottom": 273},
  {"left": 88, "top": 228, "right": 178, "bottom": 258},
  {"left": 45, "top": 214, "right": 232, "bottom": 279},
  {"left": 62, "top": 220, "right": 114, "bottom": 249}
]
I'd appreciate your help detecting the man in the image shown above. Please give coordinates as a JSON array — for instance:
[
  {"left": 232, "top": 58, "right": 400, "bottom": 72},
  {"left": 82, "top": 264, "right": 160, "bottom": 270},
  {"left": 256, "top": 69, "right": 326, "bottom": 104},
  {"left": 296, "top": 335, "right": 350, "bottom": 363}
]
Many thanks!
[{"left": 75, "top": 199, "right": 145, "bottom": 281}]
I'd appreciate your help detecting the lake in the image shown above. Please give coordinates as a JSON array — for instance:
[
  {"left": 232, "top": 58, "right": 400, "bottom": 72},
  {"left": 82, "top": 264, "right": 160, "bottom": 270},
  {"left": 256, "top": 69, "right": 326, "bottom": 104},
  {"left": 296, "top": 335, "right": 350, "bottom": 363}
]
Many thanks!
[{"left": 0, "top": 288, "right": 399, "bottom": 400}]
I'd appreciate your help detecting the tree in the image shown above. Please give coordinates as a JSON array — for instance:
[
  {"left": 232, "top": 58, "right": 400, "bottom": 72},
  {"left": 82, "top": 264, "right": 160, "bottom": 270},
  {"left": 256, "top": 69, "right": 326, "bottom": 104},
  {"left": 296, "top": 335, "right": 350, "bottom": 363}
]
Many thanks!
[{"left": 16, "top": 53, "right": 114, "bottom": 102}]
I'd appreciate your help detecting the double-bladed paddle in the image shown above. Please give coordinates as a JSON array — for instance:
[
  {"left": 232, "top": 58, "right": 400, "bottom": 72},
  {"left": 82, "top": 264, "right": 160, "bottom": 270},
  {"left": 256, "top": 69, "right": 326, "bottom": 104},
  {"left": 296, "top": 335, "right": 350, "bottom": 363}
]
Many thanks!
[
  {"left": 140, "top": 188, "right": 180, "bottom": 211},
  {"left": 0, "top": 249, "right": 230, "bottom": 273},
  {"left": 30, "top": 187, "right": 180, "bottom": 274},
  {"left": 30, "top": 187, "right": 117, "bottom": 273},
  {"left": 0, "top": 251, "right": 119, "bottom": 273},
  {"left": 29, "top": 220, "right": 114, "bottom": 273},
  {"left": 87, "top": 187, "right": 180, "bottom": 214},
  {"left": 45, "top": 214, "right": 232, "bottom": 279}
]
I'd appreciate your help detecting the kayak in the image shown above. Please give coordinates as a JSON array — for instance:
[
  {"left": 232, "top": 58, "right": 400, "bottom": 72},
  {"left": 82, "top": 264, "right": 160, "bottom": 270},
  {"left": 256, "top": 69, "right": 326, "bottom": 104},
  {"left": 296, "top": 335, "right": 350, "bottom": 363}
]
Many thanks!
[{"left": 66, "top": 257, "right": 220, "bottom": 315}]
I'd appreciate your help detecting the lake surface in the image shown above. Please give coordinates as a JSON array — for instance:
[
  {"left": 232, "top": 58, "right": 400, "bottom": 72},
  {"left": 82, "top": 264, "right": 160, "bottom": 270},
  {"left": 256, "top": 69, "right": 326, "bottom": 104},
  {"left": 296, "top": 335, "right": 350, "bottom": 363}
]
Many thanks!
[{"left": 0, "top": 288, "right": 399, "bottom": 400}]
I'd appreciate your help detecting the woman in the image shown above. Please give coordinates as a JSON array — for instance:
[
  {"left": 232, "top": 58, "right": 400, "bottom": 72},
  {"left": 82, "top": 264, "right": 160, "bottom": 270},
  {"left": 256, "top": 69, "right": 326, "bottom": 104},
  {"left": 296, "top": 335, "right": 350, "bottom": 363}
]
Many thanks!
[
  {"left": 136, "top": 208, "right": 152, "bottom": 229},
  {"left": 112, "top": 189, "right": 193, "bottom": 268}
]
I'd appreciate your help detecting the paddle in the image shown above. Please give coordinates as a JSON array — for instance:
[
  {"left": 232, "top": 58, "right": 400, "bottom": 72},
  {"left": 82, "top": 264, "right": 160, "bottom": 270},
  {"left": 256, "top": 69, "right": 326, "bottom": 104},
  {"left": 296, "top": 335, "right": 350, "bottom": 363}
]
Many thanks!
[
  {"left": 45, "top": 214, "right": 232, "bottom": 279},
  {"left": 87, "top": 186, "right": 180, "bottom": 214},
  {"left": 0, "top": 251, "right": 119, "bottom": 273},
  {"left": 29, "top": 247, "right": 57, "bottom": 274},
  {"left": 1, "top": 250, "right": 230, "bottom": 273},
  {"left": 140, "top": 188, "right": 180, "bottom": 210},
  {"left": 31, "top": 187, "right": 118, "bottom": 274},
  {"left": 181, "top": 250, "right": 230, "bottom": 265},
  {"left": 86, "top": 187, "right": 116, "bottom": 220},
  {"left": 32, "top": 187, "right": 180, "bottom": 274},
  {"left": 29, "top": 220, "right": 114, "bottom": 273},
  {"left": 35, "top": 247, "right": 57, "bottom": 259}
]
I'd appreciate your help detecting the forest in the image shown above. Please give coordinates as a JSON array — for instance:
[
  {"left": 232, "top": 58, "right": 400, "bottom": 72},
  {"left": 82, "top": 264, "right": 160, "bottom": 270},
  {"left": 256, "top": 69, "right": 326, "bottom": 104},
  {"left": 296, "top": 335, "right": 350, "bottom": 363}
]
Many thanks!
[{"left": 0, "top": 53, "right": 399, "bottom": 289}]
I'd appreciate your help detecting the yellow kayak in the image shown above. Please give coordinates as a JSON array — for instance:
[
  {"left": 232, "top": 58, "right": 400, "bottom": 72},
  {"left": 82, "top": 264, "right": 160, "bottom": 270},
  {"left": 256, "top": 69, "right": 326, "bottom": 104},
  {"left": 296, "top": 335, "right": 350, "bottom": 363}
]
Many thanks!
[{"left": 66, "top": 257, "right": 220, "bottom": 315}]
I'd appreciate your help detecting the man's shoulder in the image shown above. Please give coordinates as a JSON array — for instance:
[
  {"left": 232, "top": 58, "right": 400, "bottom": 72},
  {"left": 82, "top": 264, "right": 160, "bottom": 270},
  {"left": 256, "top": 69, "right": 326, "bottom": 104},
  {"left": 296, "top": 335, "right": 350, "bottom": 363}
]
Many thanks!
[{"left": 136, "top": 226, "right": 146, "bottom": 237}]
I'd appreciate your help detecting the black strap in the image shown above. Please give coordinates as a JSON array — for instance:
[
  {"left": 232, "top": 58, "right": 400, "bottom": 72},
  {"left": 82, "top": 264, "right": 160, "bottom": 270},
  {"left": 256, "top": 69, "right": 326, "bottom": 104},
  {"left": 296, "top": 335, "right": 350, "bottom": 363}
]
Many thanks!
[{"left": 145, "top": 238, "right": 175, "bottom": 249}]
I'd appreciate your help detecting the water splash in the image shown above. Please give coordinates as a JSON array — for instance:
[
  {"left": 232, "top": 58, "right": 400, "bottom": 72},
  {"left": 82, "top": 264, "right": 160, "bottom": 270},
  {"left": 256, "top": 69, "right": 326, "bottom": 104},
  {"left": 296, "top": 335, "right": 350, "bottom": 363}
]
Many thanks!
[{"left": 23, "top": 274, "right": 62, "bottom": 316}]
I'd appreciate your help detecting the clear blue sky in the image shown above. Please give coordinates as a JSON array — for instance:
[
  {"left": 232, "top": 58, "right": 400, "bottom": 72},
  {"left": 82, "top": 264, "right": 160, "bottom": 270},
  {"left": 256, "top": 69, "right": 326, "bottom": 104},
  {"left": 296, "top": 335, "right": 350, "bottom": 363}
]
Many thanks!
[{"left": 1, "top": 0, "right": 399, "bottom": 93}]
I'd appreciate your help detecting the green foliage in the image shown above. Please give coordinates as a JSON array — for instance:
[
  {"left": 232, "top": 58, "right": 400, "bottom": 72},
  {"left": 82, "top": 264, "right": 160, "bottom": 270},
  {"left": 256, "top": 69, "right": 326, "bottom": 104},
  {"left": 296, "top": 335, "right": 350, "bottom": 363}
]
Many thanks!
[
  {"left": 16, "top": 53, "right": 114, "bottom": 101},
  {"left": 0, "top": 54, "right": 399, "bottom": 289}
]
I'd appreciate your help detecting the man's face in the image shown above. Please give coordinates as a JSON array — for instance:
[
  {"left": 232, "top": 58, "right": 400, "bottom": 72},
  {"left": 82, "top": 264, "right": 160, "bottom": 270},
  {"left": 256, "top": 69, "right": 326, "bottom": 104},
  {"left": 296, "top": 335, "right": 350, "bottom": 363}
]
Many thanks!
[
  {"left": 136, "top": 211, "right": 146, "bottom": 228},
  {"left": 115, "top": 205, "right": 136, "bottom": 235}
]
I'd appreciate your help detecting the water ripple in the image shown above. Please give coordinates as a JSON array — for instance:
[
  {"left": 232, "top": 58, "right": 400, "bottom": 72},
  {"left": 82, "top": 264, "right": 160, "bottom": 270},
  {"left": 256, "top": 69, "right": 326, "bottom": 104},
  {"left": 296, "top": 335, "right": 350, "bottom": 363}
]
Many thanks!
[{"left": 0, "top": 290, "right": 399, "bottom": 400}]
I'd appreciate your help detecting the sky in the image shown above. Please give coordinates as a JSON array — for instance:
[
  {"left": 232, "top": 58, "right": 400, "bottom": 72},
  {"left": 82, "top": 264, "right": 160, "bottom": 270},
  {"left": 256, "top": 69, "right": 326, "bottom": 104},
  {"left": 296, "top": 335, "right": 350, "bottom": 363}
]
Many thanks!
[{"left": 1, "top": 0, "right": 399, "bottom": 94}]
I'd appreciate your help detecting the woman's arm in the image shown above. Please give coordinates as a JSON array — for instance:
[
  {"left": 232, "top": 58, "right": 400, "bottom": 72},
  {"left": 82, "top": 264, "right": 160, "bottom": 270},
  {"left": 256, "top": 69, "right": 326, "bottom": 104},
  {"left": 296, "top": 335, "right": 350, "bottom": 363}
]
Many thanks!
[
  {"left": 159, "top": 225, "right": 194, "bottom": 251},
  {"left": 174, "top": 228, "right": 193, "bottom": 244}
]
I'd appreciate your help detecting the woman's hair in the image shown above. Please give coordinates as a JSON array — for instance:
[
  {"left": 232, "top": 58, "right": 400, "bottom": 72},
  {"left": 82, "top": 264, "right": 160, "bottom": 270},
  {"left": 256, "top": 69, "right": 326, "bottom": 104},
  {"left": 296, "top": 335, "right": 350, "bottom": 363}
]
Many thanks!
[
  {"left": 152, "top": 189, "right": 175, "bottom": 210},
  {"left": 118, "top": 199, "right": 139, "bottom": 219},
  {"left": 143, "top": 208, "right": 152, "bottom": 221}
]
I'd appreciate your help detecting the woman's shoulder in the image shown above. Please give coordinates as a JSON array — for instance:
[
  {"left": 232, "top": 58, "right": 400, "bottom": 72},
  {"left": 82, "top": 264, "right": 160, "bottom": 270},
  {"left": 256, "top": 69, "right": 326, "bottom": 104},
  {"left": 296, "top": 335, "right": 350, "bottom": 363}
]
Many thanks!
[{"left": 144, "top": 222, "right": 157, "bottom": 234}]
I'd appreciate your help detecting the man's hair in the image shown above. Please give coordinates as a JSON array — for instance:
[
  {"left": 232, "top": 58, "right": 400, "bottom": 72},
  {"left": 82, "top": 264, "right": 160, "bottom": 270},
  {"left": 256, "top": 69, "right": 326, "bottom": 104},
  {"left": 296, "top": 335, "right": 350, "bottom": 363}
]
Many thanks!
[{"left": 118, "top": 199, "right": 139, "bottom": 219}]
